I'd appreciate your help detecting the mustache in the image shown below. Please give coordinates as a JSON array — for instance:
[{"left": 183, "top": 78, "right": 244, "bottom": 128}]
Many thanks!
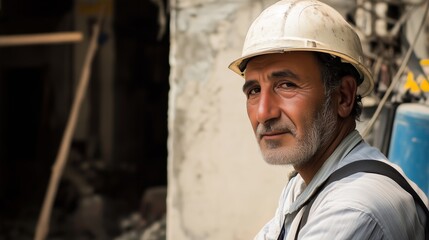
[{"left": 256, "top": 119, "right": 296, "bottom": 139}]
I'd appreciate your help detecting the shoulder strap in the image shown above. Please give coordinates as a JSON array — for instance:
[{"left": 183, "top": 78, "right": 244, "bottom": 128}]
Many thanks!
[{"left": 286, "top": 160, "right": 429, "bottom": 240}]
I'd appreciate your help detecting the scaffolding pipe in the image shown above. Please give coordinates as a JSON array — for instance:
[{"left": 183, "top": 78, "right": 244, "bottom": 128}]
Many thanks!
[{"left": 34, "top": 24, "right": 99, "bottom": 240}]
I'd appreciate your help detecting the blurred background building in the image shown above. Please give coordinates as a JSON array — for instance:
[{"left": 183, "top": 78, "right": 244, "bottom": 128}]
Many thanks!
[
  {"left": 0, "top": 0, "right": 428, "bottom": 239},
  {"left": 0, "top": 0, "right": 168, "bottom": 239}
]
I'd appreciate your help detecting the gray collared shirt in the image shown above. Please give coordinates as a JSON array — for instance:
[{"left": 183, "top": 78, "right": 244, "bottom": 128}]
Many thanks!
[{"left": 255, "top": 130, "right": 428, "bottom": 240}]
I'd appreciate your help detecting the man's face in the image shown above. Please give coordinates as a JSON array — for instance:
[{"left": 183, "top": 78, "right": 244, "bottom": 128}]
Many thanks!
[{"left": 243, "top": 52, "right": 337, "bottom": 166}]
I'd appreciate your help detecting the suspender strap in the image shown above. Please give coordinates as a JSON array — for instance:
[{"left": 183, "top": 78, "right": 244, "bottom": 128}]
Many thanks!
[{"left": 277, "top": 160, "right": 429, "bottom": 240}]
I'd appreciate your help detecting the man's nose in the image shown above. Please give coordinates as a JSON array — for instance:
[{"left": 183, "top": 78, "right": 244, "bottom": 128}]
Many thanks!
[{"left": 257, "top": 91, "right": 281, "bottom": 124}]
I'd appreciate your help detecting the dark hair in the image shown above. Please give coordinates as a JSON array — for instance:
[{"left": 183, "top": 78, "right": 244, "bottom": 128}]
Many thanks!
[{"left": 314, "top": 52, "right": 363, "bottom": 120}]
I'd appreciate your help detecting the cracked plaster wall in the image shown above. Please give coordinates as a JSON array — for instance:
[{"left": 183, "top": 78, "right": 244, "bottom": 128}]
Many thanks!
[{"left": 167, "top": 0, "right": 289, "bottom": 239}]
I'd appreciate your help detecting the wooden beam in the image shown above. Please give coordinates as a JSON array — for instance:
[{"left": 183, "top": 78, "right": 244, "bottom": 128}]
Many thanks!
[{"left": 0, "top": 32, "right": 83, "bottom": 47}]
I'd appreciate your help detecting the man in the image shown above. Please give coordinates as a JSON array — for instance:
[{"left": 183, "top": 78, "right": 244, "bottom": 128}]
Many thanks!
[{"left": 228, "top": 0, "right": 428, "bottom": 239}]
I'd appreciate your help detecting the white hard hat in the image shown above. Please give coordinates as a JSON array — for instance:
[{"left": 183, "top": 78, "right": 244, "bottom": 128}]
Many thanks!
[{"left": 229, "top": 0, "right": 374, "bottom": 97}]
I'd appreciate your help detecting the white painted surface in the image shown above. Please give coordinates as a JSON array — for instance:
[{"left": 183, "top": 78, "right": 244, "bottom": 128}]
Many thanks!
[{"left": 167, "top": 0, "right": 290, "bottom": 239}]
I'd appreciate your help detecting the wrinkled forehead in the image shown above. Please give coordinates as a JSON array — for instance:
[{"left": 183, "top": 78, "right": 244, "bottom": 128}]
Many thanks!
[{"left": 244, "top": 52, "right": 321, "bottom": 79}]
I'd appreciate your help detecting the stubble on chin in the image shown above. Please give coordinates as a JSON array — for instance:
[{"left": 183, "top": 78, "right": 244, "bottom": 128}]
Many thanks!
[
  {"left": 259, "top": 137, "right": 309, "bottom": 166},
  {"left": 256, "top": 100, "right": 337, "bottom": 166},
  {"left": 255, "top": 118, "right": 297, "bottom": 165},
  {"left": 256, "top": 124, "right": 300, "bottom": 165}
]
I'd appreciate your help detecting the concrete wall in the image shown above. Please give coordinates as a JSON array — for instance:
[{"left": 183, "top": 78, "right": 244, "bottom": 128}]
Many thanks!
[{"left": 167, "top": 0, "right": 290, "bottom": 239}]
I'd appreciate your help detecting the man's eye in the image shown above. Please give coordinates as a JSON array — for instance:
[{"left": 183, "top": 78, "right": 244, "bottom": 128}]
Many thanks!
[
  {"left": 247, "top": 87, "right": 260, "bottom": 97},
  {"left": 278, "top": 82, "right": 296, "bottom": 89}
]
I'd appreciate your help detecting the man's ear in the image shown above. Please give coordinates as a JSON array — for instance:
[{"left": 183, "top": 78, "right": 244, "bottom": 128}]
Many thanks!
[{"left": 337, "top": 75, "right": 357, "bottom": 118}]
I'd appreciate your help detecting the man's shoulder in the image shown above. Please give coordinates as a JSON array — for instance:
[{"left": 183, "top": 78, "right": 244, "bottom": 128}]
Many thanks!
[{"left": 316, "top": 172, "right": 421, "bottom": 225}]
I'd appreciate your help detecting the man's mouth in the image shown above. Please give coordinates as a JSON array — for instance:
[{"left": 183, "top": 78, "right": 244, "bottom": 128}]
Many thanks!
[{"left": 259, "top": 130, "right": 291, "bottom": 140}]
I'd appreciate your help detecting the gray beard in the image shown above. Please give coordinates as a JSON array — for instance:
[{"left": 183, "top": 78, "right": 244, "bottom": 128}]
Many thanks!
[{"left": 257, "top": 98, "right": 337, "bottom": 166}]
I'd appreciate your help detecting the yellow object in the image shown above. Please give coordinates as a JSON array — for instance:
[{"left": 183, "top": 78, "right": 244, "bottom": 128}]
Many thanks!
[
  {"left": 420, "top": 77, "right": 429, "bottom": 91},
  {"left": 405, "top": 59, "right": 429, "bottom": 93}
]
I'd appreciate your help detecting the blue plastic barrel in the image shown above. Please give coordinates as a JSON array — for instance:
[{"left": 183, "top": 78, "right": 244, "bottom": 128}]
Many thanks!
[{"left": 388, "top": 103, "right": 429, "bottom": 196}]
